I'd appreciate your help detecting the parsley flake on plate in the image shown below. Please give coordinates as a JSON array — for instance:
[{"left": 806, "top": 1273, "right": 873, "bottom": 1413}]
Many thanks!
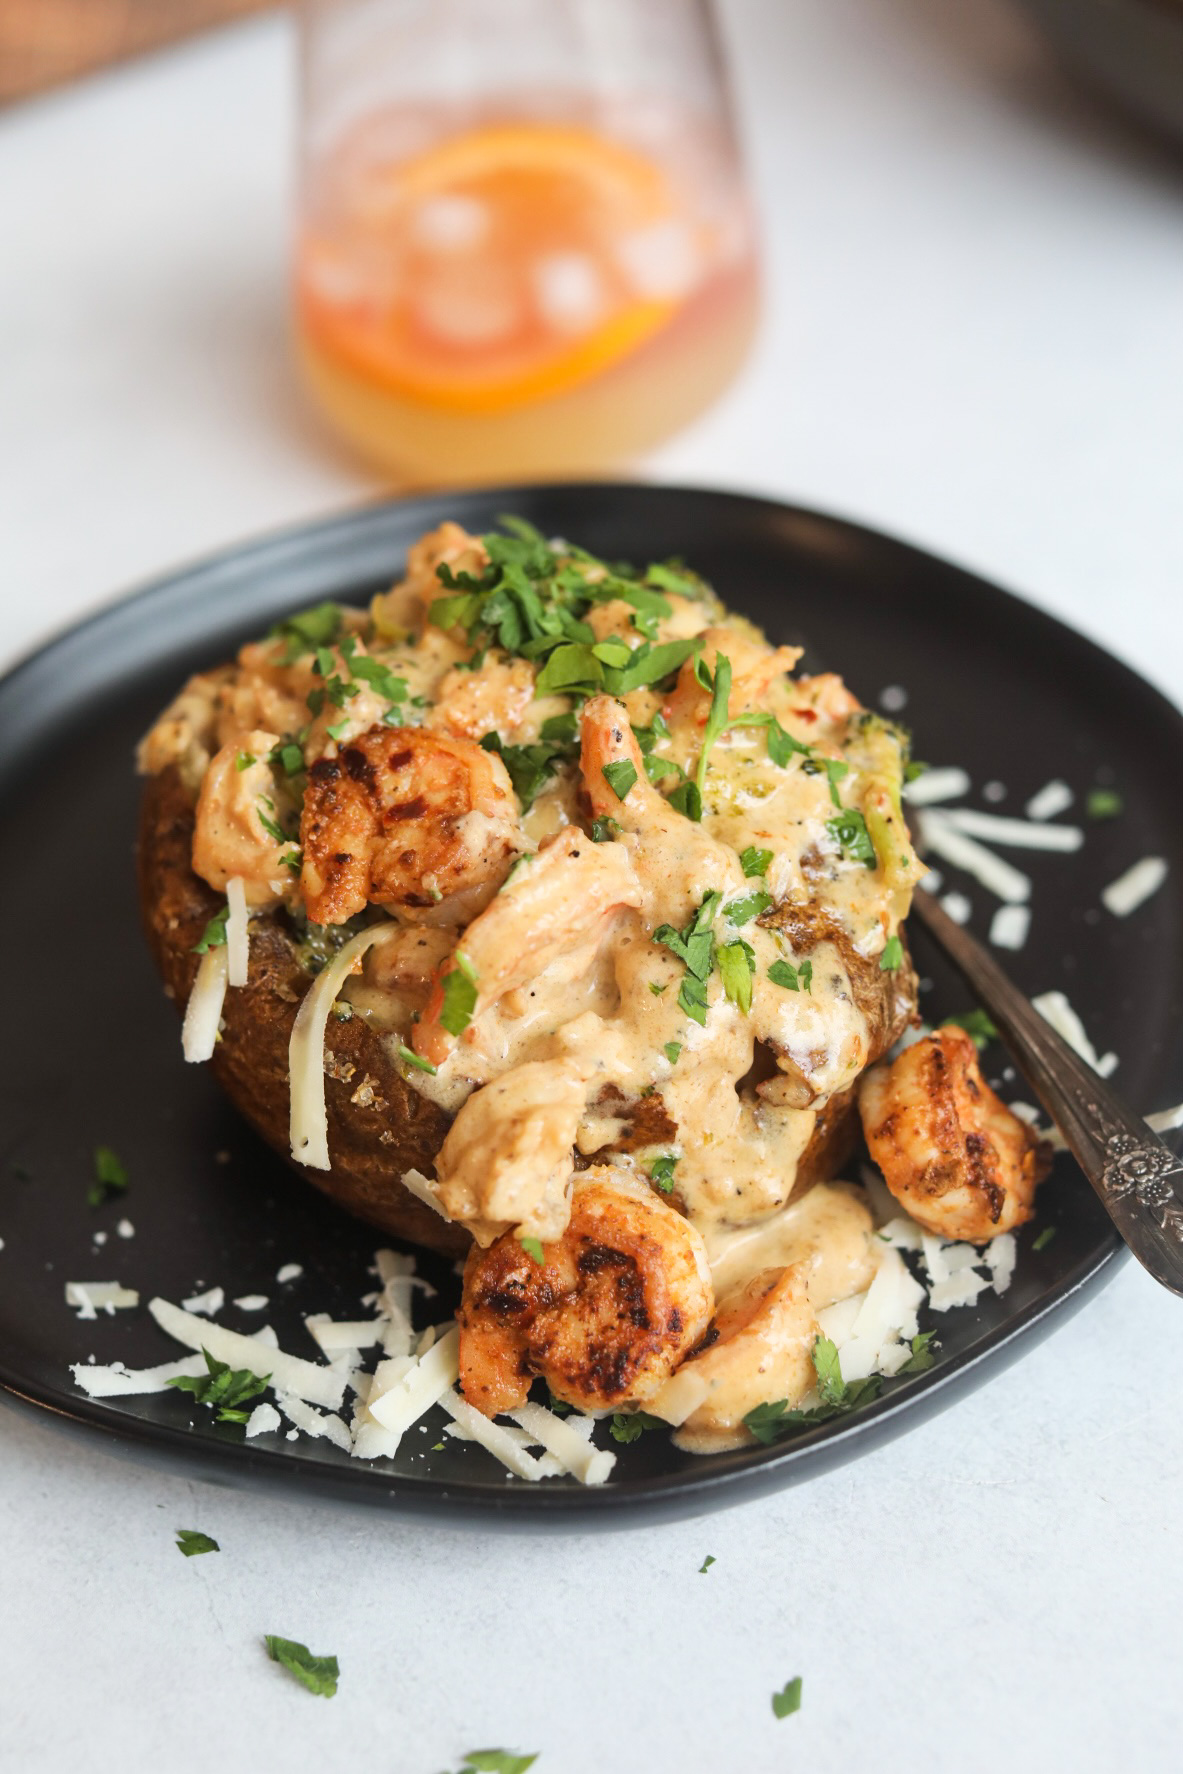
[
  {"left": 895, "top": 1331, "right": 938, "bottom": 1373},
  {"left": 457, "top": 1752, "right": 539, "bottom": 1774},
  {"left": 1086, "top": 787, "right": 1122, "bottom": 820},
  {"left": 601, "top": 759, "right": 638, "bottom": 802},
  {"left": 743, "top": 1335, "right": 884, "bottom": 1444},
  {"left": 1032, "top": 1226, "right": 1057, "bottom": 1251},
  {"left": 89, "top": 1145, "right": 129, "bottom": 1208},
  {"left": 167, "top": 1349, "right": 270, "bottom": 1423},
  {"left": 609, "top": 1411, "right": 664, "bottom": 1444},
  {"left": 176, "top": 1529, "right": 219, "bottom": 1558},
  {"left": 264, "top": 1634, "right": 339, "bottom": 1698},
  {"left": 699, "top": 1554, "right": 716, "bottom": 1574},
  {"left": 771, "top": 1676, "right": 803, "bottom": 1720}
]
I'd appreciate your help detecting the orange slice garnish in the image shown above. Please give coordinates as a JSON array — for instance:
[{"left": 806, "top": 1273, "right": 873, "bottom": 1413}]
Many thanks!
[{"left": 299, "top": 122, "right": 698, "bottom": 415}]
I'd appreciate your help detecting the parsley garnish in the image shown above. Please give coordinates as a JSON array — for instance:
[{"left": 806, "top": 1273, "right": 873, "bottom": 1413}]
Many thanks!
[
  {"left": 699, "top": 1554, "right": 716, "bottom": 1574},
  {"left": 270, "top": 601, "right": 344, "bottom": 665},
  {"left": 193, "top": 904, "right": 229, "bottom": 953},
  {"left": 648, "top": 1154, "right": 678, "bottom": 1193},
  {"left": 772, "top": 1676, "right": 803, "bottom": 1720},
  {"left": 519, "top": 1235, "right": 545, "bottom": 1266},
  {"left": 879, "top": 934, "right": 904, "bottom": 972},
  {"left": 176, "top": 1529, "right": 219, "bottom": 1557},
  {"left": 649, "top": 980, "right": 667, "bottom": 996},
  {"left": 235, "top": 751, "right": 255, "bottom": 772},
  {"left": 1032, "top": 1226, "right": 1057, "bottom": 1251},
  {"left": 743, "top": 1336, "right": 883, "bottom": 1443},
  {"left": 896, "top": 1331, "right": 938, "bottom": 1373},
  {"left": 663, "top": 1040, "right": 681, "bottom": 1064},
  {"left": 609, "top": 1411, "right": 664, "bottom": 1443},
  {"left": 481, "top": 729, "right": 577, "bottom": 810},
  {"left": 397, "top": 1042, "right": 438, "bottom": 1075},
  {"left": 601, "top": 759, "right": 638, "bottom": 802},
  {"left": 264, "top": 1635, "right": 339, "bottom": 1698},
  {"left": 724, "top": 888, "right": 772, "bottom": 926},
  {"left": 1087, "top": 787, "right": 1123, "bottom": 820},
  {"left": 438, "top": 953, "right": 479, "bottom": 1037},
  {"left": 718, "top": 939, "right": 756, "bottom": 1014},
  {"left": 655, "top": 891, "right": 720, "bottom": 1027},
  {"left": 739, "top": 846, "right": 773, "bottom": 878},
  {"left": 693, "top": 652, "right": 733, "bottom": 799},
  {"left": 666, "top": 780, "right": 702, "bottom": 822},
  {"left": 942, "top": 1008, "right": 998, "bottom": 1050},
  {"left": 257, "top": 801, "right": 295, "bottom": 847},
  {"left": 89, "top": 1145, "right": 128, "bottom": 1207},
  {"left": 269, "top": 738, "right": 305, "bottom": 777},
  {"left": 768, "top": 957, "right": 812, "bottom": 994},
  {"left": 826, "top": 807, "right": 877, "bottom": 866},
  {"left": 167, "top": 1348, "right": 270, "bottom": 1423},
  {"left": 590, "top": 815, "right": 620, "bottom": 842}
]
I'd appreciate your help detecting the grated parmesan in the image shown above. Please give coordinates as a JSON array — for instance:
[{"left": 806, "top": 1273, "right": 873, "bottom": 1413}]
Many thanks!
[
  {"left": 918, "top": 810, "right": 1031, "bottom": 903},
  {"left": 70, "top": 1354, "right": 207, "bottom": 1397},
  {"left": 1032, "top": 990, "right": 1117, "bottom": 1077},
  {"left": 245, "top": 1401, "right": 281, "bottom": 1439},
  {"left": 1147, "top": 1102, "right": 1183, "bottom": 1134},
  {"left": 225, "top": 875, "right": 249, "bottom": 987},
  {"left": 904, "top": 766, "right": 970, "bottom": 806},
  {"left": 233, "top": 1293, "right": 269, "bottom": 1311},
  {"left": 65, "top": 1282, "right": 138, "bottom": 1319},
  {"left": 1026, "top": 779, "right": 1073, "bottom": 822},
  {"left": 989, "top": 904, "right": 1030, "bottom": 951},
  {"left": 1101, "top": 856, "right": 1168, "bottom": 918},
  {"left": 148, "top": 1296, "right": 346, "bottom": 1410},
  {"left": 181, "top": 946, "right": 228, "bottom": 1063},
  {"left": 182, "top": 1286, "right": 224, "bottom": 1316},
  {"left": 508, "top": 1402, "right": 616, "bottom": 1486},
  {"left": 288, "top": 921, "right": 402, "bottom": 1170},
  {"left": 440, "top": 1388, "right": 548, "bottom": 1481},
  {"left": 944, "top": 808, "right": 1082, "bottom": 852}
]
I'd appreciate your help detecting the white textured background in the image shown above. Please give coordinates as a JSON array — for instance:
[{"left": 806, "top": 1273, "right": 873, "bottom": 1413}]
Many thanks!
[{"left": 1, "top": 3, "right": 1182, "bottom": 1770}]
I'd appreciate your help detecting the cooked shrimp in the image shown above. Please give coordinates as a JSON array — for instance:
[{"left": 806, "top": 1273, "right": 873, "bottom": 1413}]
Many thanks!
[
  {"left": 434, "top": 1058, "right": 589, "bottom": 1245},
  {"left": 457, "top": 1168, "right": 714, "bottom": 1416},
  {"left": 662, "top": 626, "right": 802, "bottom": 732},
  {"left": 137, "top": 669, "right": 226, "bottom": 788},
  {"left": 370, "top": 522, "right": 489, "bottom": 635},
  {"left": 672, "top": 1263, "right": 818, "bottom": 1452},
  {"left": 859, "top": 1026, "right": 1050, "bottom": 1241},
  {"left": 191, "top": 730, "right": 298, "bottom": 906},
  {"left": 412, "top": 827, "right": 642, "bottom": 1066},
  {"left": 299, "top": 725, "right": 522, "bottom": 925},
  {"left": 427, "top": 654, "right": 536, "bottom": 742}
]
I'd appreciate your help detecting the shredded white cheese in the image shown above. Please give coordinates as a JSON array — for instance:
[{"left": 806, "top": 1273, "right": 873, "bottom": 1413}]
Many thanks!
[
  {"left": 182, "top": 1286, "right": 224, "bottom": 1316},
  {"left": 1032, "top": 990, "right": 1117, "bottom": 1077},
  {"left": 399, "top": 1166, "right": 450, "bottom": 1220},
  {"left": 225, "top": 875, "right": 250, "bottom": 987},
  {"left": 1147, "top": 1102, "right": 1183, "bottom": 1134},
  {"left": 939, "top": 892, "right": 972, "bottom": 925},
  {"left": 918, "top": 810, "right": 1031, "bottom": 904},
  {"left": 904, "top": 766, "right": 971, "bottom": 806},
  {"left": 365, "top": 1326, "right": 460, "bottom": 1437},
  {"left": 148, "top": 1296, "right": 346, "bottom": 1410},
  {"left": 245, "top": 1401, "right": 281, "bottom": 1439},
  {"left": 1101, "top": 856, "right": 1168, "bottom": 918},
  {"left": 1026, "top": 779, "right": 1073, "bottom": 822},
  {"left": 944, "top": 809, "right": 1082, "bottom": 852},
  {"left": 70, "top": 1353, "right": 207, "bottom": 1396},
  {"left": 288, "top": 921, "right": 402, "bottom": 1170},
  {"left": 440, "top": 1388, "right": 548, "bottom": 1481},
  {"left": 275, "top": 1393, "right": 353, "bottom": 1452},
  {"left": 305, "top": 1315, "right": 387, "bottom": 1353},
  {"left": 116, "top": 1218, "right": 135, "bottom": 1239},
  {"left": 233, "top": 1293, "right": 269, "bottom": 1311},
  {"left": 646, "top": 1365, "right": 711, "bottom": 1427},
  {"left": 989, "top": 904, "right": 1030, "bottom": 951},
  {"left": 276, "top": 1262, "right": 303, "bottom": 1284},
  {"left": 508, "top": 1403, "right": 616, "bottom": 1486},
  {"left": 181, "top": 946, "right": 228, "bottom": 1063},
  {"left": 65, "top": 1282, "right": 139, "bottom": 1319}
]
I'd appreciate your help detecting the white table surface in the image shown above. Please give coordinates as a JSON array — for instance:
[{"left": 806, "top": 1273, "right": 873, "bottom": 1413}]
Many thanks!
[{"left": 2, "top": 3, "right": 1181, "bottom": 1770}]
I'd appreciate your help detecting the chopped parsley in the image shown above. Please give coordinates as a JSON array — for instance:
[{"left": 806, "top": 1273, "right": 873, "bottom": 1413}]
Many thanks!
[
  {"left": 1032, "top": 1226, "right": 1057, "bottom": 1251},
  {"left": 649, "top": 980, "right": 667, "bottom": 996},
  {"left": 340, "top": 639, "right": 408, "bottom": 706},
  {"left": 718, "top": 938, "right": 756, "bottom": 1015},
  {"left": 235, "top": 751, "right": 255, "bottom": 772},
  {"left": 655, "top": 891, "right": 720, "bottom": 1027},
  {"left": 663, "top": 1040, "right": 681, "bottom": 1065},
  {"left": 724, "top": 888, "right": 772, "bottom": 926},
  {"left": 692, "top": 652, "right": 734, "bottom": 801},
  {"left": 256, "top": 801, "right": 296, "bottom": 847},
  {"left": 743, "top": 1335, "right": 883, "bottom": 1443},
  {"left": 1087, "top": 787, "right": 1123, "bottom": 820},
  {"left": 826, "top": 807, "right": 877, "bottom": 867},
  {"left": 879, "top": 934, "right": 904, "bottom": 972},
  {"left": 438, "top": 953, "right": 479, "bottom": 1037},
  {"left": 768, "top": 957, "right": 812, "bottom": 994},
  {"left": 699, "top": 1554, "right": 716, "bottom": 1574},
  {"left": 89, "top": 1145, "right": 128, "bottom": 1208},
  {"left": 666, "top": 780, "right": 702, "bottom": 822},
  {"left": 481, "top": 729, "right": 577, "bottom": 810},
  {"left": 896, "top": 1331, "right": 938, "bottom": 1373},
  {"left": 519, "top": 1235, "right": 545, "bottom": 1266},
  {"left": 772, "top": 1676, "right": 803, "bottom": 1720},
  {"left": 176, "top": 1529, "right": 219, "bottom": 1558},
  {"left": 942, "top": 1008, "right": 998, "bottom": 1050},
  {"left": 326, "top": 719, "right": 350, "bottom": 741},
  {"left": 601, "top": 759, "right": 638, "bottom": 802},
  {"left": 270, "top": 600, "right": 345, "bottom": 665},
  {"left": 590, "top": 815, "right": 620, "bottom": 842},
  {"left": 739, "top": 846, "right": 773, "bottom": 878},
  {"left": 609, "top": 1411, "right": 664, "bottom": 1443},
  {"left": 269, "top": 738, "right": 305, "bottom": 777},
  {"left": 192, "top": 904, "right": 229, "bottom": 953},
  {"left": 167, "top": 1348, "right": 270, "bottom": 1423},
  {"left": 648, "top": 1155, "right": 678, "bottom": 1193},
  {"left": 457, "top": 1753, "right": 538, "bottom": 1774},
  {"left": 264, "top": 1635, "right": 339, "bottom": 1699},
  {"left": 397, "top": 1042, "right": 437, "bottom": 1076}
]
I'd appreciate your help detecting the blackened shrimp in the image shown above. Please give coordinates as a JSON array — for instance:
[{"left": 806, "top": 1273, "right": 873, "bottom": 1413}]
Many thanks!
[
  {"left": 859, "top": 1026, "right": 1050, "bottom": 1241},
  {"left": 299, "top": 725, "right": 522, "bottom": 924},
  {"left": 457, "top": 1168, "right": 713, "bottom": 1416}
]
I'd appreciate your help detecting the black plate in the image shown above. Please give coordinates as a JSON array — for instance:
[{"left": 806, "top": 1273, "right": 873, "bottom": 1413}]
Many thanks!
[
  {"left": 2, "top": 484, "right": 1180, "bottom": 1527},
  {"left": 1012, "top": 0, "right": 1183, "bottom": 147}
]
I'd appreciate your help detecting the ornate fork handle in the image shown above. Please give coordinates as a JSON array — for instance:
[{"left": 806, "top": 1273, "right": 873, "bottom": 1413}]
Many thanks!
[{"left": 910, "top": 890, "right": 1183, "bottom": 1297}]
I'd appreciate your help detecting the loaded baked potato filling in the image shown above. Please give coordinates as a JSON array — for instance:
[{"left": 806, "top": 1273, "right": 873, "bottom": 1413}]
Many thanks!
[{"left": 138, "top": 520, "right": 1045, "bottom": 1451}]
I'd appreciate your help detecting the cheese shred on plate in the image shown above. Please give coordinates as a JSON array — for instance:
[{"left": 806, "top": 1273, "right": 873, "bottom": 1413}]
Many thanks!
[{"left": 148, "top": 1296, "right": 347, "bottom": 1410}]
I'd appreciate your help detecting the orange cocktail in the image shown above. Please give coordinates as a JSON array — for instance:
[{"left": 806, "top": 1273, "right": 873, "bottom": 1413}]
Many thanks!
[{"left": 295, "top": 105, "right": 759, "bottom": 484}]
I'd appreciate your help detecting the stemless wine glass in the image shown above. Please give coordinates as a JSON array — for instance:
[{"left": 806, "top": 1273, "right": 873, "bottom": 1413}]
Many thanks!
[{"left": 295, "top": 0, "right": 760, "bottom": 484}]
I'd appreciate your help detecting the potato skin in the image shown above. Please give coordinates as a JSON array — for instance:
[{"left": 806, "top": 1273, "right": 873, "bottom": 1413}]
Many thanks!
[
  {"left": 138, "top": 769, "right": 916, "bottom": 1256},
  {"left": 138, "top": 766, "right": 469, "bottom": 1256}
]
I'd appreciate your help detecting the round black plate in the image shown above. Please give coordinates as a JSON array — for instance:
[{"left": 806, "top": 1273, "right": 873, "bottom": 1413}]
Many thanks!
[{"left": 2, "top": 484, "right": 1180, "bottom": 1527}]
